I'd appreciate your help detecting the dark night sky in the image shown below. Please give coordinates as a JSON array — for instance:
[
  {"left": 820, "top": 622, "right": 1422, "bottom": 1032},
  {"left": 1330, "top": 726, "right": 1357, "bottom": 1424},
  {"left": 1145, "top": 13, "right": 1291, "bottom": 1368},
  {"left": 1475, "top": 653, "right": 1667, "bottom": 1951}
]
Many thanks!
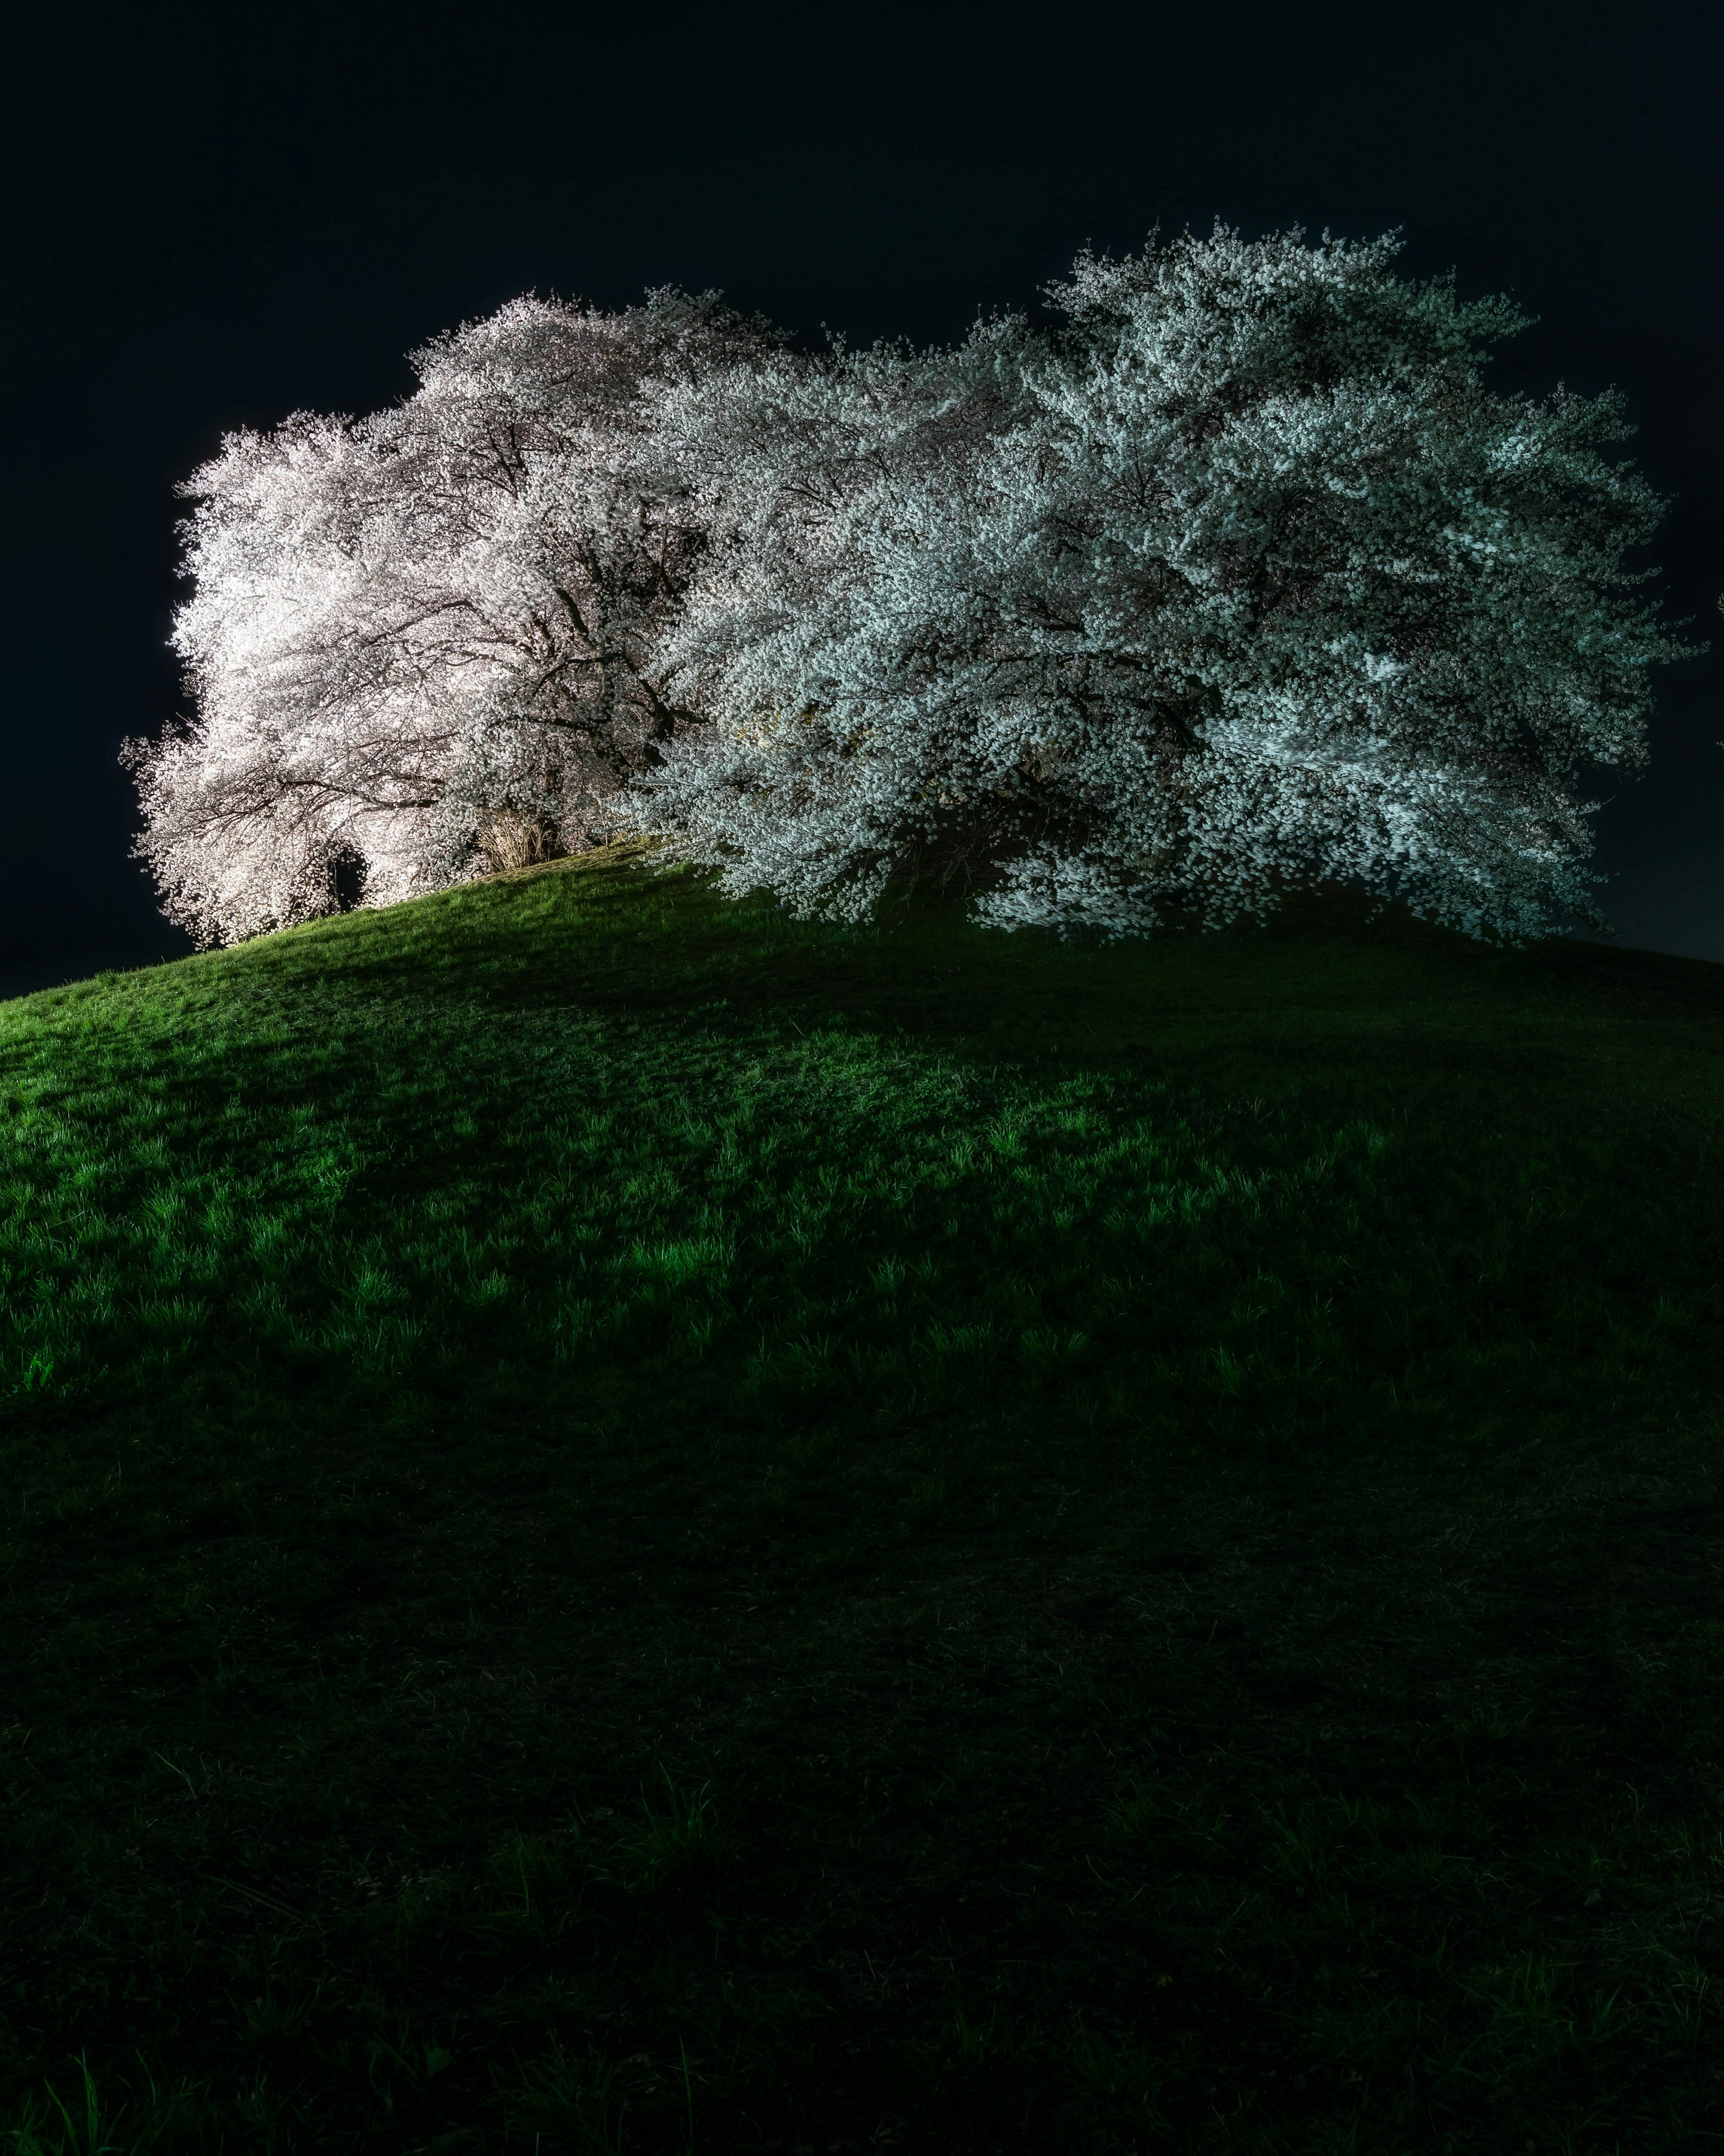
[{"left": 4, "top": 1, "right": 1721, "bottom": 999}]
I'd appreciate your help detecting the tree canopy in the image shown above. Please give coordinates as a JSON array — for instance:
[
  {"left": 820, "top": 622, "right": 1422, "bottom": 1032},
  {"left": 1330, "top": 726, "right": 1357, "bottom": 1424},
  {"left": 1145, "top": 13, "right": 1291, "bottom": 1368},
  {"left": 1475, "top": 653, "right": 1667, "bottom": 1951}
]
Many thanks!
[{"left": 128, "top": 223, "right": 1705, "bottom": 948}]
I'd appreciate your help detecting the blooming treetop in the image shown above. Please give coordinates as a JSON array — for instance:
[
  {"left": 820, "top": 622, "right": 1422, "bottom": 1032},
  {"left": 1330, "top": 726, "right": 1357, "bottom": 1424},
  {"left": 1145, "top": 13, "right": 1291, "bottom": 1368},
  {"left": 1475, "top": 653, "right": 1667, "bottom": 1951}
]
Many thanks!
[
  {"left": 127, "top": 290, "right": 783, "bottom": 945},
  {"left": 626, "top": 222, "right": 1704, "bottom": 942},
  {"left": 131, "top": 224, "right": 1703, "bottom": 948}
]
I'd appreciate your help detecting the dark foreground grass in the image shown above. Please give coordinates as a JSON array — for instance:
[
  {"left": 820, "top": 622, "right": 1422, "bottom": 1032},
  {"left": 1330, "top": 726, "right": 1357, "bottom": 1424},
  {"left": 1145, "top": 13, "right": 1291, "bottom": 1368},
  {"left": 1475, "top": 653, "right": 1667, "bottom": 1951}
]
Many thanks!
[{"left": 4, "top": 843, "right": 1724, "bottom": 2153}]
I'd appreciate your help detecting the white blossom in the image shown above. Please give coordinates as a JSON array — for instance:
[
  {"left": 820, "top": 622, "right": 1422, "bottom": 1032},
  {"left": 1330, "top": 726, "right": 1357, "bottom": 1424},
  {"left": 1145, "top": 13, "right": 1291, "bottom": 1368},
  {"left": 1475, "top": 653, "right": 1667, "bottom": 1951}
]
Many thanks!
[
  {"left": 125, "top": 290, "right": 783, "bottom": 946},
  {"left": 130, "top": 225, "right": 1704, "bottom": 950},
  {"left": 622, "top": 221, "right": 1703, "bottom": 944}
]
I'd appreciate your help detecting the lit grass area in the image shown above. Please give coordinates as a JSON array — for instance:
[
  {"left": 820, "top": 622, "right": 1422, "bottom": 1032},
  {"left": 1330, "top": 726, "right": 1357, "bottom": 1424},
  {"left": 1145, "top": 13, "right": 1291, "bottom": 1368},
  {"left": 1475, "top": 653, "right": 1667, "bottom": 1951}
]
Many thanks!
[{"left": 3, "top": 841, "right": 1724, "bottom": 2153}]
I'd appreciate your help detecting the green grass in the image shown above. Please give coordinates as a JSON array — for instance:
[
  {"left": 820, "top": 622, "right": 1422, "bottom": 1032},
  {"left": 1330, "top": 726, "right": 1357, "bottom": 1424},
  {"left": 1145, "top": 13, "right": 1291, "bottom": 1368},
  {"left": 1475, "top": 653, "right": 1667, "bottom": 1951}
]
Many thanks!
[{"left": 3, "top": 839, "right": 1723, "bottom": 2152}]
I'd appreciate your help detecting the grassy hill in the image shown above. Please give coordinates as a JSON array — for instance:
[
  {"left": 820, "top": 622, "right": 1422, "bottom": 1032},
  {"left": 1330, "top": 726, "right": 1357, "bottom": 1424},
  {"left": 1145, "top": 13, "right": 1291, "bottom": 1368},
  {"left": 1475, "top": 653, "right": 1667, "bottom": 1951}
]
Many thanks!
[{"left": 3, "top": 842, "right": 1723, "bottom": 2154}]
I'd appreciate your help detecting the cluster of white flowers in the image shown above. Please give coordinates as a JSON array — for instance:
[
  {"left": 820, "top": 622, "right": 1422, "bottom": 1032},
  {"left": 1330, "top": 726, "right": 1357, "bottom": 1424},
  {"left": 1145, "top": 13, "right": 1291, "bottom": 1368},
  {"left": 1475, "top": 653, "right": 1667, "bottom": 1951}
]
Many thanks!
[
  {"left": 127, "top": 290, "right": 783, "bottom": 944},
  {"left": 129, "top": 222, "right": 1703, "bottom": 948}
]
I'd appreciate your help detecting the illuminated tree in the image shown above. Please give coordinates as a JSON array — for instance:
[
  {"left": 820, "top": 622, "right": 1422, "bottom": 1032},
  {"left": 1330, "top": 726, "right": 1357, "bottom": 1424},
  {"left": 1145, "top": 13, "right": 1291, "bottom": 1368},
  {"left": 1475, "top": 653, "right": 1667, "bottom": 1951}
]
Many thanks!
[
  {"left": 126, "top": 290, "right": 782, "bottom": 945},
  {"left": 132, "top": 226, "right": 1702, "bottom": 950},
  {"left": 629, "top": 222, "right": 1703, "bottom": 942}
]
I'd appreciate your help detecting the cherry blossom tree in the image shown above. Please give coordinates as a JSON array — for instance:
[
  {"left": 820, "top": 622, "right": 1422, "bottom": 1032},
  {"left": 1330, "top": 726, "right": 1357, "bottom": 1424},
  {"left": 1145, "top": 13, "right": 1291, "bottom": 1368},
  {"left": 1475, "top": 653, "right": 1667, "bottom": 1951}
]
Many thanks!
[
  {"left": 125, "top": 289, "right": 783, "bottom": 946},
  {"left": 625, "top": 222, "right": 1704, "bottom": 943},
  {"left": 132, "top": 224, "right": 1703, "bottom": 951}
]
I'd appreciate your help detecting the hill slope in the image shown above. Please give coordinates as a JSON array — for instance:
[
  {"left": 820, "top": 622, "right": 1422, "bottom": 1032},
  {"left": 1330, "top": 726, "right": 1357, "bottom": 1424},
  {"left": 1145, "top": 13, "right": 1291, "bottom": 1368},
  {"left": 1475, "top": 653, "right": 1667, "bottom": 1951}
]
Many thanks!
[{"left": 3, "top": 844, "right": 1723, "bottom": 2152}]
